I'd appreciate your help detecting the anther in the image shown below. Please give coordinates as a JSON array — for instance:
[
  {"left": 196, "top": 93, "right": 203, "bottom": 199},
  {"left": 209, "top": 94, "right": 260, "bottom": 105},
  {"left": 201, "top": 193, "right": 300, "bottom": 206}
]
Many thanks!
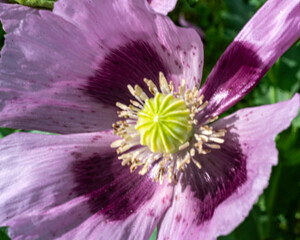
[
  {"left": 193, "top": 159, "right": 202, "bottom": 169},
  {"left": 179, "top": 142, "right": 190, "bottom": 151},
  {"left": 159, "top": 72, "right": 170, "bottom": 94},
  {"left": 144, "top": 78, "right": 159, "bottom": 95}
]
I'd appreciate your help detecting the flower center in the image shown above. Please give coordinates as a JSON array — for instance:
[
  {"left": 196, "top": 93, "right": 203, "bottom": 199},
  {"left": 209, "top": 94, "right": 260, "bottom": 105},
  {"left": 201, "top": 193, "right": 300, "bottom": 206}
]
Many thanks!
[
  {"left": 111, "top": 72, "right": 226, "bottom": 184},
  {"left": 136, "top": 93, "right": 193, "bottom": 154}
]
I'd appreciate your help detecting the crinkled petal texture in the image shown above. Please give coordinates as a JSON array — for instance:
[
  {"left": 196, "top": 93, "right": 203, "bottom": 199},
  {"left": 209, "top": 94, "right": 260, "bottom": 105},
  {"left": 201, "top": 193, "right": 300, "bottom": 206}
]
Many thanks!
[
  {"left": 0, "top": 3, "right": 116, "bottom": 133},
  {"left": 0, "top": 131, "right": 173, "bottom": 240},
  {"left": 54, "top": 0, "right": 203, "bottom": 94},
  {"left": 157, "top": 94, "right": 300, "bottom": 240},
  {"left": 147, "top": 0, "right": 177, "bottom": 15},
  {"left": 0, "top": 0, "right": 203, "bottom": 134},
  {"left": 200, "top": 0, "right": 300, "bottom": 118}
]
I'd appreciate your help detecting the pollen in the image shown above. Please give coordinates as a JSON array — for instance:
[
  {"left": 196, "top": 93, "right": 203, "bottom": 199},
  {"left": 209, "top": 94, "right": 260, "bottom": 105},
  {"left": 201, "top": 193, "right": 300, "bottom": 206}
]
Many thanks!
[{"left": 111, "top": 72, "right": 226, "bottom": 184}]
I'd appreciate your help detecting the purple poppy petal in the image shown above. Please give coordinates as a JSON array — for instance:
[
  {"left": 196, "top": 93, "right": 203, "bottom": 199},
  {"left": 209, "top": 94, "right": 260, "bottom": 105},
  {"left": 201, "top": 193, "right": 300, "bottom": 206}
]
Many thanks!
[
  {"left": 200, "top": 0, "right": 300, "bottom": 117},
  {"left": 0, "top": 131, "right": 173, "bottom": 239},
  {"left": 54, "top": 0, "right": 204, "bottom": 93},
  {"left": 147, "top": 0, "right": 177, "bottom": 15},
  {"left": 157, "top": 94, "right": 300, "bottom": 240},
  {"left": 0, "top": 3, "right": 117, "bottom": 133},
  {"left": 179, "top": 14, "right": 206, "bottom": 40},
  {"left": 0, "top": 0, "right": 203, "bottom": 133}
]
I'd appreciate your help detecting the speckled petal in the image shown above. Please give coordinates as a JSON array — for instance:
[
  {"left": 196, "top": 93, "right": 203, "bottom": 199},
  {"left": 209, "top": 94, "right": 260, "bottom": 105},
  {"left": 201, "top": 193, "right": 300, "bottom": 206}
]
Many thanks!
[
  {"left": 0, "top": 131, "right": 173, "bottom": 240},
  {"left": 157, "top": 94, "right": 300, "bottom": 240},
  {"left": 0, "top": 0, "right": 203, "bottom": 133},
  {"left": 200, "top": 0, "right": 300, "bottom": 118},
  {"left": 54, "top": 0, "right": 204, "bottom": 93},
  {"left": 147, "top": 0, "right": 177, "bottom": 15},
  {"left": 0, "top": 3, "right": 116, "bottom": 133}
]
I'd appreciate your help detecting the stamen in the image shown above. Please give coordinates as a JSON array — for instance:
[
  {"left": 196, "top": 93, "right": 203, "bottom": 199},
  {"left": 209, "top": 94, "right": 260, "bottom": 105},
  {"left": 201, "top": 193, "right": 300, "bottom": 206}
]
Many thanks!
[
  {"left": 209, "top": 136, "right": 225, "bottom": 144},
  {"left": 208, "top": 116, "right": 219, "bottom": 123},
  {"left": 139, "top": 161, "right": 150, "bottom": 175},
  {"left": 116, "top": 102, "right": 128, "bottom": 110},
  {"left": 111, "top": 72, "right": 226, "bottom": 184},
  {"left": 111, "top": 139, "right": 124, "bottom": 148},
  {"left": 159, "top": 72, "right": 170, "bottom": 94},
  {"left": 178, "top": 79, "right": 186, "bottom": 96},
  {"left": 193, "top": 159, "right": 202, "bottom": 169},
  {"left": 134, "top": 85, "right": 149, "bottom": 101},
  {"left": 177, "top": 153, "right": 191, "bottom": 171},
  {"left": 179, "top": 142, "right": 189, "bottom": 151},
  {"left": 205, "top": 143, "right": 221, "bottom": 149},
  {"left": 197, "top": 101, "right": 209, "bottom": 112},
  {"left": 167, "top": 166, "right": 174, "bottom": 183},
  {"left": 190, "top": 148, "right": 196, "bottom": 157},
  {"left": 130, "top": 100, "right": 143, "bottom": 109},
  {"left": 127, "top": 85, "right": 136, "bottom": 98},
  {"left": 144, "top": 78, "right": 159, "bottom": 95}
]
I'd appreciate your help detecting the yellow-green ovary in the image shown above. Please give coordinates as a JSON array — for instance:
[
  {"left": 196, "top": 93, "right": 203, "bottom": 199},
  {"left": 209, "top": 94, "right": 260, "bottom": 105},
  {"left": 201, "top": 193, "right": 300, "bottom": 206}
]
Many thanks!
[{"left": 135, "top": 93, "right": 193, "bottom": 153}]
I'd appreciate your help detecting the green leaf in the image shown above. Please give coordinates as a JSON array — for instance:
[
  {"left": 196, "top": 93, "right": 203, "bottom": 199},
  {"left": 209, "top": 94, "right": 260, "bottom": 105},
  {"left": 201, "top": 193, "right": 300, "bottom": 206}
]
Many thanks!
[
  {"left": 8, "top": 0, "right": 56, "bottom": 9},
  {"left": 0, "top": 128, "right": 20, "bottom": 139},
  {"left": 187, "top": 0, "right": 199, "bottom": 7},
  {"left": 0, "top": 227, "right": 10, "bottom": 240},
  {"left": 149, "top": 227, "right": 157, "bottom": 240},
  {"left": 268, "top": 43, "right": 300, "bottom": 92},
  {"left": 292, "top": 110, "right": 300, "bottom": 129}
]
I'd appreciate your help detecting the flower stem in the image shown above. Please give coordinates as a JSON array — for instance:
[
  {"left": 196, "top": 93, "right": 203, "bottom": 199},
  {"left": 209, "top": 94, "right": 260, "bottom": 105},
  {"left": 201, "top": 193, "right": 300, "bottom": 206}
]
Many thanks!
[{"left": 266, "top": 163, "right": 282, "bottom": 237}]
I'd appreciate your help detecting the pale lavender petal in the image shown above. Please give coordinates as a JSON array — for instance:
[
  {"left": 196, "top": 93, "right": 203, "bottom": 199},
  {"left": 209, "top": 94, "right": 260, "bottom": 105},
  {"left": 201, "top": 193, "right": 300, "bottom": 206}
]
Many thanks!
[
  {"left": 158, "top": 94, "right": 300, "bottom": 240},
  {"left": 200, "top": 0, "right": 300, "bottom": 117},
  {"left": 0, "top": 0, "right": 203, "bottom": 133},
  {"left": 179, "top": 14, "right": 206, "bottom": 40},
  {"left": 54, "top": 0, "right": 204, "bottom": 91},
  {"left": 0, "top": 131, "right": 173, "bottom": 239},
  {"left": 0, "top": 3, "right": 116, "bottom": 133},
  {"left": 147, "top": 0, "right": 177, "bottom": 15}
]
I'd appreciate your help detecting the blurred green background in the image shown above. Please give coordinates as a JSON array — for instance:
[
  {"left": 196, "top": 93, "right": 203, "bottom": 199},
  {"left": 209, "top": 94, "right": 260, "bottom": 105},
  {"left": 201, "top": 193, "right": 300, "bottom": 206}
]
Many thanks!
[{"left": 0, "top": 0, "right": 300, "bottom": 239}]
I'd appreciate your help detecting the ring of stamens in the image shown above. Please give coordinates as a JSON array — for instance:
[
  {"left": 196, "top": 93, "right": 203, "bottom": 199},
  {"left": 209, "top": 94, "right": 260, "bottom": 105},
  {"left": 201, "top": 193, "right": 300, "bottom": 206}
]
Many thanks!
[{"left": 111, "top": 72, "right": 226, "bottom": 184}]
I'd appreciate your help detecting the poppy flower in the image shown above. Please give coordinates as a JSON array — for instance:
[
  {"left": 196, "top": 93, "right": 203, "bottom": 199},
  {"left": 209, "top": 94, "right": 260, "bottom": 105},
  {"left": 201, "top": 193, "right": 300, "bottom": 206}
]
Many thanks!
[{"left": 0, "top": 0, "right": 299, "bottom": 239}]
